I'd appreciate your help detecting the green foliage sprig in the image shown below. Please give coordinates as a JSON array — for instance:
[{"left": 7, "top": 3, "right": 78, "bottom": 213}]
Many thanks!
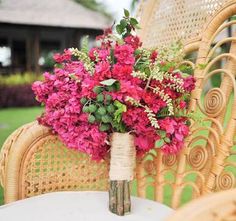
[{"left": 116, "top": 9, "right": 140, "bottom": 37}]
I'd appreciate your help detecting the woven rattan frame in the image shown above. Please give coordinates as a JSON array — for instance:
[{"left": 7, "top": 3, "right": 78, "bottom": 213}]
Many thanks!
[
  {"left": 0, "top": 122, "right": 109, "bottom": 203},
  {"left": 0, "top": 0, "right": 236, "bottom": 208},
  {"left": 137, "top": 0, "right": 234, "bottom": 50},
  {"left": 166, "top": 188, "right": 236, "bottom": 221}
]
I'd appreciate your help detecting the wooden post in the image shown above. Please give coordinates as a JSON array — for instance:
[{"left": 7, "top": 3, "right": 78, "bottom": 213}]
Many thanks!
[
  {"left": 33, "top": 31, "right": 40, "bottom": 74},
  {"left": 9, "top": 38, "right": 14, "bottom": 73},
  {"left": 26, "top": 35, "right": 32, "bottom": 72}
]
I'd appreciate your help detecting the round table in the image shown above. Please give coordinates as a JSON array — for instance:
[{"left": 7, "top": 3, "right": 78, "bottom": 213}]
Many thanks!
[{"left": 0, "top": 191, "right": 174, "bottom": 221}]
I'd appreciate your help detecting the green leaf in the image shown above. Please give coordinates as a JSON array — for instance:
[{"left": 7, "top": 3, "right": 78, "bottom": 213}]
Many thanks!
[
  {"left": 93, "top": 86, "right": 103, "bottom": 94},
  {"left": 144, "top": 67, "right": 151, "bottom": 76},
  {"left": 134, "top": 49, "right": 142, "bottom": 55},
  {"left": 114, "top": 100, "right": 127, "bottom": 111},
  {"left": 179, "top": 65, "right": 193, "bottom": 75},
  {"left": 164, "top": 137, "right": 171, "bottom": 143},
  {"left": 81, "top": 35, "right": 89, "bottom": 54},
  {"left": 96, "top": 94, "right": 104, "bottom": 102},
  {"left": 80, "top": 97, "right": 87, "bottom": 105},
  {"left": 82, "top": 106, "right": 90, "bottom": 113},
  {"left": 126, "top": 25, "right": 131, "bottom": 35},
  {"left": 105, "top": 94, "right": 112, "bottom": 102},
  {"left": 124, "top": 9, "right": 130, "bottom": 17},
  {"left": 94, "top": 112, "right": 102, "bottom": 121},
  {"left": 198, "top": 63, "right": 207, "bottom": 70},
  {"left": 110, "top": 48, "right": 115, "bottom": 64},
  {"left": 134, "top": 24, "right": 141, "bottom": 29},
  {"left": 107, "top": 104, "right": 115, "bottom": 113},
  {"left": 120, "top": 19, "right": 127, "bottom": 28},
  {"left": 113, "top": 81, "right": 120, "bottom": 91},
  {"left": 186, "top": 120, "right": 191, "bottom": 126},
  {"left": 100, "top": 79, "right": 117, "bottom": 86},
  {"left": 157, "top": 107, "right": 169, "bottom": 118},
  {"left": 130, "top": 17, "right": 138, "bottom": 26},
  {"left": 54, "top": 63, "right": 63, "bottom": 69},
  {"left": 158, "top": 130, "right": 166, "bottom": 138},
  {"left": 97, "top": 106, "right": 106, "bottom": 115},
  {"left": 155, "top": 139, "right": 164, "bottom": 148},
  {"left": 102, "top": 115, "right": 112, "bottom": 123},
  {"left": 88, "top": 104, "right": 97, "bottom": 113},
  {"left": 116, "top": 24, "right": 124, "bottom": 34},
  {"left": 99, "top": 123, "right": 110, "bottom": 132},
  {"left": 112, "top": 121, "right": 126, "bottom": 133},
  {"left": 114, "top": 101, "right": 127, "bottom": 123},
  {"left": 88, "top": 115, "right": 96, "bottom": 124}
]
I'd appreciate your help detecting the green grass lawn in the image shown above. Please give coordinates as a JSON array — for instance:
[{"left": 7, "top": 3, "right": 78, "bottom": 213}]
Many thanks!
[
  {"left": 0, "top": 107, "right": 43, "bottom": 205},
  {"left": 0, "top": 107, "right": 43, "bottom": 147}
]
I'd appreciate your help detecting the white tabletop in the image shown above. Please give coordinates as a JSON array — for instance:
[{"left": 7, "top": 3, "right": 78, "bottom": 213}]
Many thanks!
[{"left": 0, "top": 191, "right": 173, "bottom": 221}]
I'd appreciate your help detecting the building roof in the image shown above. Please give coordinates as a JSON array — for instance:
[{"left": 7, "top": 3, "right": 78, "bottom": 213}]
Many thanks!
[{"left": 0, "top": 0, "right": 111, "bottom": 29}]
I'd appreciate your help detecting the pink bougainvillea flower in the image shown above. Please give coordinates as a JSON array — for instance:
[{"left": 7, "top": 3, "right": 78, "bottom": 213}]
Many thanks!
[
  {"left": 32, "top": 17, "right": 195, "bottom": 160},
  {"left": 150, "top": 50, "right": 158, "bottom": 63},
  {"left": 53, "top": 49, "right": 72, "bottom": 63},
  {"left": 94, "top": 61, "right": 112, "bottom": 81},
  {"left": 89, "top": 48, "right": 110, "bottom": 61},
  {"left": 114, "top": 44, "right": 135, "bottom": 65},
  {"left": 179, "top": 100, "right": 186, "bottom": 109},
  {"left": 124, "top": 35, "right": 142, "bottom": 50},
  {"left": 183, "top": 76, "right": 196, "bottom": 92},
  {"left": 159, "top": 118, "right": 177, "bottom": 134}
]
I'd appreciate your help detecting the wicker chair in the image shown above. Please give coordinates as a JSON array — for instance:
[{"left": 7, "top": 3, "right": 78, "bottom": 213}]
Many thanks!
[
  {"left": 0, "top": 0, "right": 236, "bottom": 209},
  {"left": 166, "top": 188, "right": 236, "bottom": 221}
]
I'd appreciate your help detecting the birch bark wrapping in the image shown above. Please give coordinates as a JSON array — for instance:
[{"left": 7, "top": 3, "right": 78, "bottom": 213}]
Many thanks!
[{"left": 109, "top": 132, "right": 136, "bottom": 216}]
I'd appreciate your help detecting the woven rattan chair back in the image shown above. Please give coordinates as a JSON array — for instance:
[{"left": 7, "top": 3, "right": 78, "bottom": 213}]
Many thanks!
[
  {"left": 0, "top": 0, "right": 236, "bottom": 208},
  {"left": 135, "top": 0, "right": 236, "bottom": 209},
  {"left": 0, "top": 122, "right": 109, "bottom": 203},
  {"left": 137, "top": 0, "right": 232, "bottom": 50},
  {"left": 166, "top": 188, "right": 236, "bottom": 221}
]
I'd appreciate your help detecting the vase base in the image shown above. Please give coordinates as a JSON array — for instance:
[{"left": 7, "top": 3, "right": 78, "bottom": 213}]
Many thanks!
[{"left": 109, "top": 180, "right": 131, "bottom": 216}]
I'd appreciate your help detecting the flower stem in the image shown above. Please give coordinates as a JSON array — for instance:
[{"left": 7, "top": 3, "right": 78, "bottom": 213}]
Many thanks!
[{"left": 145, "top": 73, "right": 153, "bottom": 90}]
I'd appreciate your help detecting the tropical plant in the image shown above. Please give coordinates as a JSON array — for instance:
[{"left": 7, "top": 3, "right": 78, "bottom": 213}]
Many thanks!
[{"left": 74, "top": 0, "right": 112, "bottom": 19}]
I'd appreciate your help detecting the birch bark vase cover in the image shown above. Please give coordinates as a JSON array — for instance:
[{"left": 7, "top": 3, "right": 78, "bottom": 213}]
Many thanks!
[{"left": 109, "top": 133, "right": 136, "bottom": 216}]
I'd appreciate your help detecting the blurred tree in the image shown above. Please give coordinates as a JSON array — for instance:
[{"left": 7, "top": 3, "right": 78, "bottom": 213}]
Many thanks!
[
  {"left": 131, "top": 0, "right": 140, "bottom": 12},
  {"left": 74, "top": 0, "right": 112, "bottom": 19}
]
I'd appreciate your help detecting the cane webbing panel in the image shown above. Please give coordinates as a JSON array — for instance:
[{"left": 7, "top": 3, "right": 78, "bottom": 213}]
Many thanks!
[
  {"left": 135, "top": 1, "right": 236, "bottom": 208},
  {"left": 138, "top": 0, "right": 232, "bottom": 48},
  {"left": 20, "top": 135, "right": 109, "bottom": 199},
  {"left": 166, "top": 188, "right": 236, "bottom": 221}
]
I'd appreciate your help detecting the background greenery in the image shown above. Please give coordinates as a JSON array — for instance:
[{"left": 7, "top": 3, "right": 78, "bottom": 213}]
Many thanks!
[
  {"left": 0, "top": 73, "right": 42, "bottom": 108},
  {"left": 0, "top": 107, "right": 43, "bottom": 204},
  {"left": 0, "top": 73, "right": 42, "bottom": 86}
]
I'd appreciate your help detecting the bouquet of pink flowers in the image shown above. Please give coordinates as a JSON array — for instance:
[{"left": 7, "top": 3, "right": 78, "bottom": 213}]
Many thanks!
[{"left": 32, "top": 10, "right": 195, "bottom": 215}]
